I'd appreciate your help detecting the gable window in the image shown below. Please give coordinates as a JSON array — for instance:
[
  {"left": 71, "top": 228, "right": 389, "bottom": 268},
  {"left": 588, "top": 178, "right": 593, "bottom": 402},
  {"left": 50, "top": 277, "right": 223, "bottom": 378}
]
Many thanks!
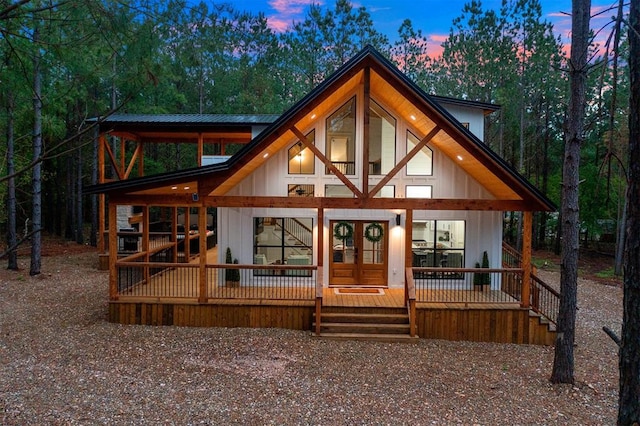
[
  {"left": 288, "top": 184, "right": 314, "bottom": 197},
  {"left": 406, "top": 131, "right": 433, "bottom": 175},
  {"left": 369, "top": 100, "right": 396, "bottom": 175},
  {"left": 406, "top": 185, "right": 432, "bottom": 198},
  {"left": 288, "top": 130, "right": 315, "bottom": 174},
  {"left": 326, "top": 97, "right": 356, "bottom": 175},
  {"left": 373, "top": 185, "right": 395, "bottom": 198},
  {"left": 412, "top": 220, "right": 466, "bottom": 273},
  {"left": 325, "top": 185, "right": 354, "bottom": 198}
]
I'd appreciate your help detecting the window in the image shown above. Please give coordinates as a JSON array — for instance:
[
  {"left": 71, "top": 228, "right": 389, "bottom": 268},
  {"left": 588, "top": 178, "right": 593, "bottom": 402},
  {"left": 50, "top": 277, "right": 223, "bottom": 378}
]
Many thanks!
[
  {"left": 325, "top": 185, "right": 354, "bottom": 198},
  {"left": 411, "top": 220, "right": 465, "bottom": 273},
  {"left": 406, "top": 131, "right": 433, "bottom": 175},
  {"left": 406, "top": 185, "right": 432, "bottom": 198},
  {"left": 326, "top": 97, "right": 356, "bottom": 175},
  {"left": 369, "top": 100, "right": 396, "bottom": 175},
  {"left": 288, "top": 130, "right": 315, "bottom": 174},
  {"left": 373, "top": 186, "right": 395, "bottom": 198},
  {"left": 253, "top": 218, "right": 313, "bottom": 274},
  {"left": 288, "top": 184, "right": 314, "bottom": 197}
]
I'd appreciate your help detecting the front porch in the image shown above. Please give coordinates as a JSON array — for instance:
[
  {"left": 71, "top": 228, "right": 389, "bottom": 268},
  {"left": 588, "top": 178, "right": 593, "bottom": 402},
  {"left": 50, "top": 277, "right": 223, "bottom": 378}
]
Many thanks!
[{"left": 109, "top": 245, "right": 557, "bottom": 345}]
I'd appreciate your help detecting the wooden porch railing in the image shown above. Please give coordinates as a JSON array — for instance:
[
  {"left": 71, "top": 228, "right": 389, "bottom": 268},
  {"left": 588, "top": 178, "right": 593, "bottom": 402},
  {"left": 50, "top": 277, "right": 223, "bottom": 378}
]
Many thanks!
[
  {"left": 315, "top": 266, "right": 323, "bottom": 336},
  {"left": 113, "top": 262, "right": 317, "bottom": 301},
  {"left": 502, "top": 242, "right": 559, "bottom": 325},
  {"left": 410, "top": 267, "right": 524, "bottom": 305},
  {"left": 530, "top": 274, "right": 560, "bottom": 325},
  {"left": 405, "top": 268, "right": 417, "bottom": 337}
]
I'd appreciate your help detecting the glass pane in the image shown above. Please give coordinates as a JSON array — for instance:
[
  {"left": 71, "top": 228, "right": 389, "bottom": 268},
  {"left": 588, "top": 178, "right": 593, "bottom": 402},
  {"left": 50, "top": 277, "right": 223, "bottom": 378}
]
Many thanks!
[
  {"left": 372, "top": 185, "right": 394, "bottom": 198},
  {"left": 254, "top": 217, "right": 313, "bottom": 268},
  {"left": 362, "top": 222, "right": 385, "bottom": 265},
  {"left": 406, "top": 186, "right": 432, "bottom": 198},
  {"left": 288, "top": 130, "right": 315, "bottom": 174},
  {"left": 369, "top": 101, "right": 396, "bottom": 175},
  {"left": 332, "top": 221, "right": 355, "bottom": 264},
  {"left": 411, "top": 220, "right": 465, "bottom": 269},
  {"left": 325, "top": 185, "right": 354, "bottom": 198},
  {"left": 288, "top": 184, "right": 314, "bottom": 197},
  {"left": 406, "top": 131, "right": 433, "bottom": 175},
  {"left": 326, "top": 98, "right": 356, "bottom": 175}
]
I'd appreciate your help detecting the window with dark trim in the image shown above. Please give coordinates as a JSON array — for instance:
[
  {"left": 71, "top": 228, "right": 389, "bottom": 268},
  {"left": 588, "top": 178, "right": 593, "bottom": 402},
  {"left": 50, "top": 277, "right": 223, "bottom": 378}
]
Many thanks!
[
  {"left": 253, "top": 217, "right": 313, "bottom": 274},
  {"left": 411, "top": 220, "right": 465, "bottom": 273}
]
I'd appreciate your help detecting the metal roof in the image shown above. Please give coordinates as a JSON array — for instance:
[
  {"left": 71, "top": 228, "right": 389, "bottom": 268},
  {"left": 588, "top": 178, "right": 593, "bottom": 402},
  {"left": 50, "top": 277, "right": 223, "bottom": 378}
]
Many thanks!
[{"left": 88, "top": 113, "right": 280, "bottom": 126}]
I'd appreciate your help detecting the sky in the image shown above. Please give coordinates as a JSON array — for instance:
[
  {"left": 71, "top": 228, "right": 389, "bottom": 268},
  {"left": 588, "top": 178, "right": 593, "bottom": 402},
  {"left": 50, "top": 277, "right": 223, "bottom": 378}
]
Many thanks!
[{"left": 226, "top": 0, "right": 617, "bottom": 56}]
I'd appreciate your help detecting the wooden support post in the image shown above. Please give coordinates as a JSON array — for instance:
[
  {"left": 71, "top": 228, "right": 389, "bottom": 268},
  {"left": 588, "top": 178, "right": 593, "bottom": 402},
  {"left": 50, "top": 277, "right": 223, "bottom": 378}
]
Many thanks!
[
  {"left": 142, "top": 205, "right": 150, "bottom": 284},
  {"left": 138, "top": 141, "right": 144, "bottom": 176},
  {"left": 198, "top": 205, "right": 207, "bottom": 303},
  {"left": 184, "top": 209, "right": 190, "bottom": 260},
  {"left": 172, "top": 207, "right": 178, "bottom": 263},
  {"left": 315, "top": 266, "right": 323, "bottom": 336},
  {"left": 317, "top": 208, "right": 324, "bottom": 267},
  {"left": 98, "top": 134, "right": 106, "bottom": 252},
  {"left": 108, "top": 202, "right": 118, "bottom": 300},
  {"left": 521, "top": 211, "right": 533, "bottom": 308},
  {"left": 120, "top": 136, "right": 125, "bottom": 177},
  {"left": 404, "top": 210, "right": 413, "bottom": 304},
  {"left": 315, "top": 209, "right": 324, "bottom": 336},
  {"left": 404, "top": 209, "right": 413, "bottom": 269}
]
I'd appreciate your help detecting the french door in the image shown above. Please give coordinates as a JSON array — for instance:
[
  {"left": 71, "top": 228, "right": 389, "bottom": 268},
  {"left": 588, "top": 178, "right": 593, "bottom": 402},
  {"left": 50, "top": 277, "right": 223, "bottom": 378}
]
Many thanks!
[{"left": 329, "top": 220, "right": 388, "bottom": 286}]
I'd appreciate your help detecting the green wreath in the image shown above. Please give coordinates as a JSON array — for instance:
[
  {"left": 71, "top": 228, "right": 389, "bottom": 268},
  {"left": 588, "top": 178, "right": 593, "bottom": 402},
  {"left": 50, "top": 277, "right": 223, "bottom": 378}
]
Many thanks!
[
  {"left": 333, "top": 221, "right": 353, "bottom": 241},
  {"left": 364, "top": 222, "right": 384, "bottom": 243}
]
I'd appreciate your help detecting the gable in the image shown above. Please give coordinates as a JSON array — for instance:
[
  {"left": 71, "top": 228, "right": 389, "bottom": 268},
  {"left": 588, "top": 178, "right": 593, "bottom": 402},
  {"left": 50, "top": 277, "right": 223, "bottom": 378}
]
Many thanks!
[{"left": 86, "top": 46, "right": 553, "bottom": 213}]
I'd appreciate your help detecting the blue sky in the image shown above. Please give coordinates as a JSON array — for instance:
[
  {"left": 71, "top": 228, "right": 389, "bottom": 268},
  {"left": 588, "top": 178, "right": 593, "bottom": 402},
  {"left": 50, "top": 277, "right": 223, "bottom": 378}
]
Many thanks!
[{"left": 226, "top": 0, "right": 616, "bottom": 56}]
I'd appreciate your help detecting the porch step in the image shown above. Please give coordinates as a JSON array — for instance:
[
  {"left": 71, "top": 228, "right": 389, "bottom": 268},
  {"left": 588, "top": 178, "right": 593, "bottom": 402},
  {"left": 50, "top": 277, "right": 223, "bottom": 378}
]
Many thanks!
[
  {"left": 528, "top": 311, "right": 557, "bottom": 346},
  {"left": 319, "top": 312, "right": 410, "bottom": 324},
  {"left": 313, "top": 310, "right": 416, "bottom": 342}
]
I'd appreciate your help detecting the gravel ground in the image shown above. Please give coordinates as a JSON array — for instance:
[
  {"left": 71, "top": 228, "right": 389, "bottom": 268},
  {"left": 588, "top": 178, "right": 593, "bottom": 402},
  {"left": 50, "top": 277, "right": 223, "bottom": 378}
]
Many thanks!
[{"left": 0, "top": 251, "right": 622, "bottom": 425}]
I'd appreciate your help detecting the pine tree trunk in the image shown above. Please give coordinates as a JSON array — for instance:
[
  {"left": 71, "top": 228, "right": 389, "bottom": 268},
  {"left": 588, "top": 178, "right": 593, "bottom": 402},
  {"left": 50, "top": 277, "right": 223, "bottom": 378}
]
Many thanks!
[
  {"left": 551, "top": 0, "right": 590, "bottom": 384},
  {"left": 30, "top": 24, "right": 42, "bottom": 276},
  {"left": 6, "top": 91, "right": 18, "bottom": 270},
  {"left": 618, "top": 0, "right": 640, "bottom": 421},
  {"left": 76, "top": 137, "right": 83, "bottom": 244},
  {"left": 90, "top": 126, "right": 98, "bottom": 247}
]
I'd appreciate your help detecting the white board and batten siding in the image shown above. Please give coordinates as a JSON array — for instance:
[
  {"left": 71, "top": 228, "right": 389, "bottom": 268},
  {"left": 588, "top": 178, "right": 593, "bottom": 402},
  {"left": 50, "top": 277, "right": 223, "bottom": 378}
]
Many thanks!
[{"left": 217, "top": 102, "right": 503, "bottom": 288}]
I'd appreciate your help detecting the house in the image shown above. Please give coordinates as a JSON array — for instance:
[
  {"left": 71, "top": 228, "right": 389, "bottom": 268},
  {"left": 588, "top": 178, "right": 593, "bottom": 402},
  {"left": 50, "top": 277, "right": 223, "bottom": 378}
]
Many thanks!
[{"left": 86, "top": 46, "right": 557, "bottom": 344}]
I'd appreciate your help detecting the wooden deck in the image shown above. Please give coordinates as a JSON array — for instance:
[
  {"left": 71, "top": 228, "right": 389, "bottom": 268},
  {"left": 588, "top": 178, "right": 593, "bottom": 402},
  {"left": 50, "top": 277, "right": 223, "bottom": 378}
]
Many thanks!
[{"left": 110, "top": 247, "right": 554, "bottom": 345}]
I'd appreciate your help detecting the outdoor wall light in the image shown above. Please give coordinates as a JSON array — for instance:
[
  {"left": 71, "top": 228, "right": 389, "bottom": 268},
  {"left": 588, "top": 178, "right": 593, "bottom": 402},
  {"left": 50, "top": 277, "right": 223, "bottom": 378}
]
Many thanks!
[{"left": 395, "top": 214, "right": 401, "bottom": 226}]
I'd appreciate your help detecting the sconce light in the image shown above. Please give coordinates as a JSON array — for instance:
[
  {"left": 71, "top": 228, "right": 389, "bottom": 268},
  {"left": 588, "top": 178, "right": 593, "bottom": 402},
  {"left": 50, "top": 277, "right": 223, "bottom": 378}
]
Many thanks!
[
  {"left": 395, "top": 214, "right": 401, "bottom": 226},
  {"left": 192, "top": 193, "right": 199, "bottom": 202}
]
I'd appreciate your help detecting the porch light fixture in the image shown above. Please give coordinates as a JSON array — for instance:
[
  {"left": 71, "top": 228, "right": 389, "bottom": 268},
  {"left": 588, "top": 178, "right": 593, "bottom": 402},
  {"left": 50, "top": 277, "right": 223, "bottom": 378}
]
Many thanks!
[
  {"left": 395, "top": 214, "right": 401, "bottom": 226},
  {"left": 171, "top": 186, "right": 178, "bottom": 190},
  {"left": 310, "top": 113, "right": 317, "bottom": 119},
  {"left": 410, "top": 114, "right": 417, "bottom": 121},
  {"left": 183, "top": 186, "right": 190, "bottom": 190},
  {"left": 263, "top": 152, "right": 269, "bottom": 158}
]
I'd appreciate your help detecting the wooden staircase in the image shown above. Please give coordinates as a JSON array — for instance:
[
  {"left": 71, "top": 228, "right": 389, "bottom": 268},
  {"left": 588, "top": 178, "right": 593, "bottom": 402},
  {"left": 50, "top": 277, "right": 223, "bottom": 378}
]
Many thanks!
[
  {"left": 529, "top": 311, "right": 557, "bottom": 346},
  {"left": 313, "top": 307, "right": 417, "bottom": 342}
]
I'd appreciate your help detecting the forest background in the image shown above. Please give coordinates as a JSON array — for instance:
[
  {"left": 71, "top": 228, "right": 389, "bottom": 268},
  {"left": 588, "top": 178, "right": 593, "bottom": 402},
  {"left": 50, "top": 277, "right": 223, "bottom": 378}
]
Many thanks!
[{"left": 0, "top": 0, "right": 629, "bottom": 271}]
